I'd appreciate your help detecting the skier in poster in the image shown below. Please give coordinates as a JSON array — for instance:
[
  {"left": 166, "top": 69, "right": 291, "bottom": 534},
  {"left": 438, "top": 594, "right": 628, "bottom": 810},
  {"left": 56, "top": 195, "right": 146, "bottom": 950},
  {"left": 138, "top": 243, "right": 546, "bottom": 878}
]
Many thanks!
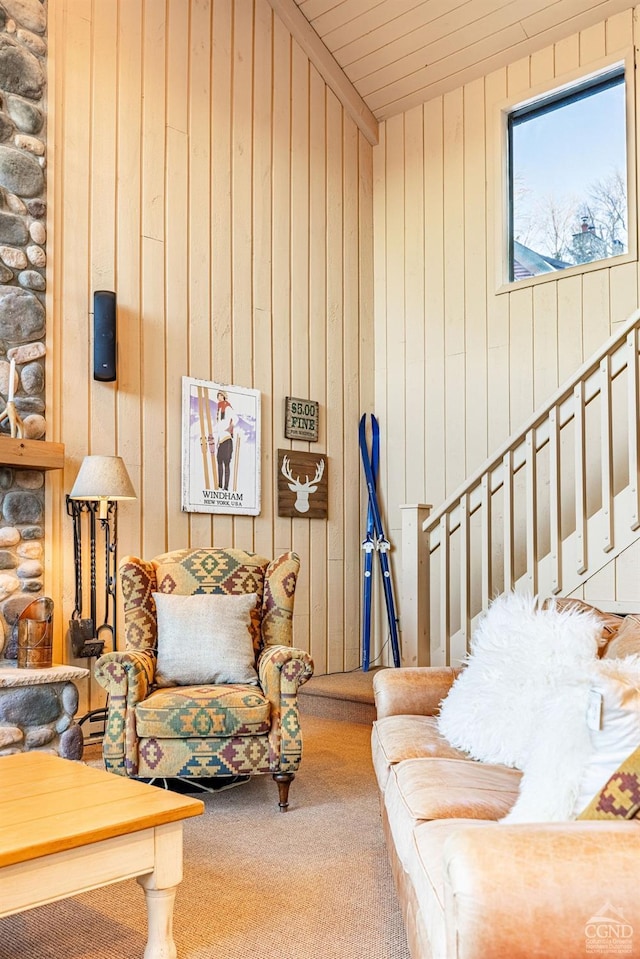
[{"left": 215, "top": 390, "right": 235, "bottom": 490}]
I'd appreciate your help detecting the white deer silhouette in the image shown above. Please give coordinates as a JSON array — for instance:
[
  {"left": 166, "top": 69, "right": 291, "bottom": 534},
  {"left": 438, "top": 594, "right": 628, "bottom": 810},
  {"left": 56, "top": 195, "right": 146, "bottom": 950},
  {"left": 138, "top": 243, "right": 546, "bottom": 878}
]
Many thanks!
[{"left": 281, "top": 455, "right": 325, "bottom": 513}]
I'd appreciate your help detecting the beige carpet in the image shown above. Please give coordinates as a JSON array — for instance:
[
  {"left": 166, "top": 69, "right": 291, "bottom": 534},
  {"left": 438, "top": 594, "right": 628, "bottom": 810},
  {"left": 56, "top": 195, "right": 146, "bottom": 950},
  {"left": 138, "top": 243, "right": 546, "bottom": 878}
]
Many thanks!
[
  {"left": 0, "top": 715, "right": 410, "bottom": 959},
  {"left": 299, "top": 669, "right": 384, "bottom": 724}
]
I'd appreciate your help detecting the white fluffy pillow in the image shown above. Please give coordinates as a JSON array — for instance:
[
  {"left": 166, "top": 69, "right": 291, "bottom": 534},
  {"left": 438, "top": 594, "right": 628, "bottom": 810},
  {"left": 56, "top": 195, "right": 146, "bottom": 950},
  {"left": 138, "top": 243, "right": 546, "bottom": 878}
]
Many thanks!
[
  {"left": 503, "top": 656, "right": 640, "bottom": 822},
  {"left": 153, "top": 591, "right": 258, "bottom": 686},
  {"left": 501, "top": 679, "right": 592, "bottom": 822},
  {"left": 573, "top": 656, "right": 640, "bottom": 815},
  {"left": 436, "top": 592, "right": 601, "bottom": 769}
]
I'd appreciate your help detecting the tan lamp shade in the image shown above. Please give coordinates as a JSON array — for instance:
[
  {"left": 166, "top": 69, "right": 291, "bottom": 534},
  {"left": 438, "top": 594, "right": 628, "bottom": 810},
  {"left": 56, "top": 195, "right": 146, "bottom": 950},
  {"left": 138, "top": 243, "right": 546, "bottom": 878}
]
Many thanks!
[{"left": 69, "top": 455, "right": 136, "bottom": 519}]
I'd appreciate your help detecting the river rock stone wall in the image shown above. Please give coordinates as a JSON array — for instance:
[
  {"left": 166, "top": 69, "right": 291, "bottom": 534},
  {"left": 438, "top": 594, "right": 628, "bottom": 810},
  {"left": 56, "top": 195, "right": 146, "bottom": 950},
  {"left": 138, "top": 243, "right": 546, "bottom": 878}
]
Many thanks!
[
  {"left": 0, "top": 666, "right": 85, "bottom": 760},
  {"left": 0, "top": 0, "right": 47, "bottom": 660}
]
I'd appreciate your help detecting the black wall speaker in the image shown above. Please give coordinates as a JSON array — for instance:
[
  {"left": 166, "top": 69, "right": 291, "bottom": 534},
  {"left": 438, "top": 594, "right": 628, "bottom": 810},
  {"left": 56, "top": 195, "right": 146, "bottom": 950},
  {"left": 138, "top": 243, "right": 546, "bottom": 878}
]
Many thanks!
[{"left": 93, "top": 290, "right": 116, "bottom": 382}]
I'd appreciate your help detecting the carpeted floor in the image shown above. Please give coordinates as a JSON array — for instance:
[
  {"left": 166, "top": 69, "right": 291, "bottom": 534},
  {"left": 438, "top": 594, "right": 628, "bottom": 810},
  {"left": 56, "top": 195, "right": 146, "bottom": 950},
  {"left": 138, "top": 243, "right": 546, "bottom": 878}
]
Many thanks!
[
  {"left": 0, "top": 715, "right": 410, "bottom": 959},
  {"left": 299, "top": 668, "right": 384, "bottom": 724}
]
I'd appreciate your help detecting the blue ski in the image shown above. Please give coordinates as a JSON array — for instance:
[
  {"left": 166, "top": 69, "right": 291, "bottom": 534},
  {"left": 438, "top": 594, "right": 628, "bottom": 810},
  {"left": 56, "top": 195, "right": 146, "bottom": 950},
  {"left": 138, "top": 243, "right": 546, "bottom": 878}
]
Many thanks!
[
  {"left": 361, "top": 414, "right": 379, "bottom": 671},
  {"left": 359, "top": 414, "right": 401, "bottom": 669}
]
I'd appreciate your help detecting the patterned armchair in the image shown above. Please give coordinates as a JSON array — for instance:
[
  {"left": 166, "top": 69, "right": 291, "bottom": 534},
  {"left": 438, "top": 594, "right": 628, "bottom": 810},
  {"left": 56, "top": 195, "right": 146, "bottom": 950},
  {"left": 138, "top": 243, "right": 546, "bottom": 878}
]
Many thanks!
[{"left": 95, "top": 548, "right": 313, "bottom": 810}]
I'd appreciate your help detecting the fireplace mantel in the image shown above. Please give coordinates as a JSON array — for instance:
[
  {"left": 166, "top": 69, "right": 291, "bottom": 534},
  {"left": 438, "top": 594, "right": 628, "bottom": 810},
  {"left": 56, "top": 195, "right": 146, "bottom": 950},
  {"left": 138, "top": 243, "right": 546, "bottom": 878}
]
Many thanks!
[{"left": 0, "top": 438, "right": 64, "bottom": 471}]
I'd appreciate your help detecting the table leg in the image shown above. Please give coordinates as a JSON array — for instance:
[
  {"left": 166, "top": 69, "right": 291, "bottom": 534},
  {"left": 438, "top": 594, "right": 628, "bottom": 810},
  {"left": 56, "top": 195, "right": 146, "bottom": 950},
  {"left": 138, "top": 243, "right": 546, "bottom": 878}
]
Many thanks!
[
  {"left": 137, "top": 882, "right": 178, "bottom": 959},
  {"left": 137, "top": 821, "right": 184, "bottom": 959}
]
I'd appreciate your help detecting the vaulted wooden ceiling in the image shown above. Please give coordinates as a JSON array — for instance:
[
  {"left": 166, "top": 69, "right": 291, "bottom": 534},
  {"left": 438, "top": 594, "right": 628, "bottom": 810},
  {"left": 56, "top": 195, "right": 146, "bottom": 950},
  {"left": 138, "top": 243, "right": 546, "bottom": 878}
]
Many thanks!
[{"left": 268, "top": 0, "right": 635, "bottom": 143}]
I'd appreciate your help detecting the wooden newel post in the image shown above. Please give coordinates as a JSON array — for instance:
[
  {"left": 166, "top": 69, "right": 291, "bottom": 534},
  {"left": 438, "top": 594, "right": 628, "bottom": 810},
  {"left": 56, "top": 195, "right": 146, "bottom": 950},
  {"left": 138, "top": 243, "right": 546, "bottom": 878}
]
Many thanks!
[{"left": 400, "top": 504, "right": 431, "bottom": 667}]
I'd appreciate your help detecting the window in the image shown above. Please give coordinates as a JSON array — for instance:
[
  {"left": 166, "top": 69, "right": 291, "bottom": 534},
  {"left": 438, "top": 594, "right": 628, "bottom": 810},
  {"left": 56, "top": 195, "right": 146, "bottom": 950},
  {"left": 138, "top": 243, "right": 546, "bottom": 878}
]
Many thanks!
[{"left": 508, "top": 67, "right": 628, "bottom": 282}]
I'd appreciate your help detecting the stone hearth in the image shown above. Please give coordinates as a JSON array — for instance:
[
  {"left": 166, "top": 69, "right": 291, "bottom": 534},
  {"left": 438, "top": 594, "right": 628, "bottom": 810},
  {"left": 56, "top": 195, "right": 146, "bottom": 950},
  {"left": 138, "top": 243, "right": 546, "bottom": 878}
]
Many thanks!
[{"left": 0, "top": 661, "right": 88, "bottom": 758}]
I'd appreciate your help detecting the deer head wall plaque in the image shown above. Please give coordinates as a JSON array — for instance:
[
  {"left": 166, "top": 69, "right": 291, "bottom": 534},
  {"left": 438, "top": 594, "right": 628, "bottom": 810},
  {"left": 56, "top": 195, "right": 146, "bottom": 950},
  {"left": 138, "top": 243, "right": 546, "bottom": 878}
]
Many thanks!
[{"left": 277, "top": 449, "right": 328, "bottom": 518}]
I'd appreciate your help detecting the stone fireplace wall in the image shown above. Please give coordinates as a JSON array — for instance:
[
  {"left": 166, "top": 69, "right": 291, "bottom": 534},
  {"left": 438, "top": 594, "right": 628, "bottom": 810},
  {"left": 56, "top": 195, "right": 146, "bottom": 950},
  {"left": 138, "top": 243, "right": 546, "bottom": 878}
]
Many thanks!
[{"left": 0, "top": 0, "right": 47, "bottom": 659}]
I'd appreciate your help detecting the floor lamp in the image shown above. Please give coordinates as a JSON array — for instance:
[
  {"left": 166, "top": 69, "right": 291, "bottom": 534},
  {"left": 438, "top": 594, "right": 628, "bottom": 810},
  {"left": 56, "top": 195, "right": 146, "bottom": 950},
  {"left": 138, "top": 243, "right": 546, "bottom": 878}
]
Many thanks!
[{"left": 67, "top": 455, "right": 136, "bottom": 740}]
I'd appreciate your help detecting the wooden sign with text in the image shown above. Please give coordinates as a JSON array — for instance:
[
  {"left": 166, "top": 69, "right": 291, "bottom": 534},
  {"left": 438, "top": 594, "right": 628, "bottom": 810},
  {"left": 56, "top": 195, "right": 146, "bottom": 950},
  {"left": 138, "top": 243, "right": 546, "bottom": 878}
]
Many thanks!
[{"left": 284, "top": 397, "right": 319, "bottom": 441}]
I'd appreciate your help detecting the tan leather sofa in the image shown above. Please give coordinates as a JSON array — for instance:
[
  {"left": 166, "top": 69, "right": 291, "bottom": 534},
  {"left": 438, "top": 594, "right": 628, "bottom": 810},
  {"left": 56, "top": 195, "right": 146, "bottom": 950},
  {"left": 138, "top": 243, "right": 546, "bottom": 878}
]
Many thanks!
[{"left": 372, "top": 666, "right": 640, "bottom": 959}]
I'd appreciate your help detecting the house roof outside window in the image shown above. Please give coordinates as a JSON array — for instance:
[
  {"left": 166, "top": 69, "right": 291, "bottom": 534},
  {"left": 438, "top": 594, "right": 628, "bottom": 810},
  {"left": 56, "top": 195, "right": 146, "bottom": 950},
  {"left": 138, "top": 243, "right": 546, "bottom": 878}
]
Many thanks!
[{"left": 512, "top": 240, "right": 571, "bottom": 280}]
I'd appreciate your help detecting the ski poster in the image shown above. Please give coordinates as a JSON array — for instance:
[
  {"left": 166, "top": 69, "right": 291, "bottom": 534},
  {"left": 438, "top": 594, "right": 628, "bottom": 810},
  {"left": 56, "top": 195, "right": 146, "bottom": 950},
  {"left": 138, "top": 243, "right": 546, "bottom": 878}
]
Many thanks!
[{"left": 181, "top": 376, "right": 261, "bottom": 515}]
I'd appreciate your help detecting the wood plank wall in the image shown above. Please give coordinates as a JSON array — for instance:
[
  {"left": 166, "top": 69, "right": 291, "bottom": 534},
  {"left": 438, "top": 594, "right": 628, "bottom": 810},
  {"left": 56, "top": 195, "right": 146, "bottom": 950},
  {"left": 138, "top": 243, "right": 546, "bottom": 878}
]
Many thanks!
[
  {"left": 374, "top": 7, "right": 640, "bottom": 621},
  {"left": 48, "top": 0, "right": 373, "bottom": 709}
]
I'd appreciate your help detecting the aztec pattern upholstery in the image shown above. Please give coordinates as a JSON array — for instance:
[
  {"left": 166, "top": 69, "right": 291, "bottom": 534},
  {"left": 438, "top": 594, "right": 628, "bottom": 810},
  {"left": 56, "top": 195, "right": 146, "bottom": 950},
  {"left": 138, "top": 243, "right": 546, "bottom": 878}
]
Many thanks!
[{"left": 95, "top": 548, "right": 313, "bottom": 802}]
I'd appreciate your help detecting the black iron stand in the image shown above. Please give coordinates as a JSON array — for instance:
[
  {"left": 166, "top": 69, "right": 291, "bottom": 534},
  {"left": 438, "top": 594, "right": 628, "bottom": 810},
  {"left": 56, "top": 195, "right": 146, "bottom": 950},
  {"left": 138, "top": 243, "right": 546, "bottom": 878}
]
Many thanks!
[{"left": 66, "top": 497, "right": 119, "bottom": 743}]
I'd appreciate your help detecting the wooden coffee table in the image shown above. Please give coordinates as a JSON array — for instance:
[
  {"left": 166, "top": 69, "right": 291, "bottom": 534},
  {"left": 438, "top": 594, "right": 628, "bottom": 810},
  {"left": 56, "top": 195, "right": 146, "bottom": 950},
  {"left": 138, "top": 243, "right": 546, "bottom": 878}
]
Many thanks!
[{"left": 0, "top": 752, "right": 204, "bottom": 958}]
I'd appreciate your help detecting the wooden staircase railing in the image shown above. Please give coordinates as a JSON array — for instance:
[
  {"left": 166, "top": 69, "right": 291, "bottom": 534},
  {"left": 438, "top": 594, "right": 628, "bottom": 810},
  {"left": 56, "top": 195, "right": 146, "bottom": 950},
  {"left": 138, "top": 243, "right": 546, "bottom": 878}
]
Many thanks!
[{"left": 401, "top": 308, "right": 640, "bottom": 667}]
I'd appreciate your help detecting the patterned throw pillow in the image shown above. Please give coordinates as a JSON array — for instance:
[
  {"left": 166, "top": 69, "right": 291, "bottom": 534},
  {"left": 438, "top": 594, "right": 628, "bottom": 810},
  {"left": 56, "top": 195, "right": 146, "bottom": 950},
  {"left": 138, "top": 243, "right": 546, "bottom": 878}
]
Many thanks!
[
  {"left": 577, "top": 745, "right": 640, "bottom": 820},
  {"left": 153, "top": 591, "right": 259, "bottom": 686}
]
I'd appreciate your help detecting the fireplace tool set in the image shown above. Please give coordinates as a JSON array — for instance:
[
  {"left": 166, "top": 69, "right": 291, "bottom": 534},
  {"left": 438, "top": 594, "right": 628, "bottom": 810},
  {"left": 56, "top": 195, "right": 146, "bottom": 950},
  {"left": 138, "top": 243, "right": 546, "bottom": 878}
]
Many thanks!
[
  {"left": 66, "top": 496, "right": 117, "bottom": 660},
  {"left": 66, "top": 454, "right": 137, "bottom": 741},
  {"left": 66, "top": 496, "right": 119, "bottom": 740}
]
